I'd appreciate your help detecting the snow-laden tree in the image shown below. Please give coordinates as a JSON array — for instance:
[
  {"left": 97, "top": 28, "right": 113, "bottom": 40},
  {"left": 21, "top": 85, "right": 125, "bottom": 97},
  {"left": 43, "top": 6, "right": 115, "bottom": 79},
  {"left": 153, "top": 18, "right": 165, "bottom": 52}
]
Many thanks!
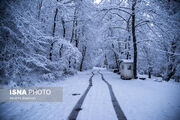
[
  {"left": 0, "top": 0, "right": 81, "bottom": 85},
  {"left": 93, "top": 0, "right": 180, "bottom": 81},
  {"left": 0, "top": 0, "right": 179, "bottom": 84}
]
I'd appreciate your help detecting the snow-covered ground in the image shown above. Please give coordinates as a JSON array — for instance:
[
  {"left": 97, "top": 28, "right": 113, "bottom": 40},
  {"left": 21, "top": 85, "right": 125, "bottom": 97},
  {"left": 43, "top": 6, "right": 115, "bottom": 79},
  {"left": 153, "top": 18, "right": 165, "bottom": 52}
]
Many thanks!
[
  {"left": 101, "top": 69, "right": 180, "bottom": 120},
  {"left": 0, "top": 68, "right": 180, "bottom": 120},
  {"left": 0, "top": 70, "right": 92, "bottom": 120},
  {"left": 77, "top": 72, "right": 117, "bottom": 120}
]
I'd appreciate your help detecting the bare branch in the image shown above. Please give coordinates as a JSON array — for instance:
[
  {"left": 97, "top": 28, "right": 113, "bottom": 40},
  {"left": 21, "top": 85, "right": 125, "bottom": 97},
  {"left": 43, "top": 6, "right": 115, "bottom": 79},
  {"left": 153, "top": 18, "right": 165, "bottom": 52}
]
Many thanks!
[
  {"left": 101, "top": 8, "right": 132, "bottom": 15},
  {"left": 135, "top": 20, "right": 150, "bottom": 28},
  {"left": 111, "top": 12, "right": 128, "bottom": 22}
]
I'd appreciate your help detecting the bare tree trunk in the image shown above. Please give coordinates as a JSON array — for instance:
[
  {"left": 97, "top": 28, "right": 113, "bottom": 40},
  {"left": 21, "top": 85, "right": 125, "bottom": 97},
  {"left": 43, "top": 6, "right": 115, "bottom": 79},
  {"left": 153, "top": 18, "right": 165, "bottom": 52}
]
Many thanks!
[
  {"left": 49, "top": 41, "right": 57, "bottom": 61},
  {"left": 75, "top": 19, "right": 78, "bottom": 48},
  {"left": 59, "top": 44, "right": 63, "bottom": 58},
  {"left": 147, "top": 57, "right": 152, "bottom": 78},
  {"left": 70, "top": 8, "right": 77, "bottom": 43},
  {"left": 126, "top": 52, "right": 130, "bottom": 59},
  {"left": 104, "top": 54, "right": 108, "bottom": 67},
  {"left": 70, "top": 26, "right": 74, "bottom": 43},
  {"left": 148, "top": 71, "right": 151, "bottom": 78},
  {"left": 49, "top": 7, "right": 58, "bottom": 61},
  {"left": 49, "top": 43, "right": 53, "bottom": 61},
  {"left": 80, "top": 46, "right": 87, "bottom": 71},
  {"left": 126, "top": 16, "right": 131, "bottom": 59},
  {"left": 38, "top": 0, "right": 43, "bottom": 19},
  {"left": 58, "top": 17, "right": 65, "bottom": 59},
  {"left": 69, "top": 57, "right": 71, "bottom": 68},
  {"left": 61, "top": 17, "right": 66, "bottom": 38},
  {"left": 143, "top": 46, "right": 152, "bottom": 79},
  {"left": 132, "top": 0, "right": 138, "bottom": 79},
  {"left": 112, "top": 44, "right": 119, "bottom": 70},
  {"left": 148, "top": 66, "right": 152, "bottom": 78},
  {"left": 52, "top": 8, "right": 58, "bottom": 37}
]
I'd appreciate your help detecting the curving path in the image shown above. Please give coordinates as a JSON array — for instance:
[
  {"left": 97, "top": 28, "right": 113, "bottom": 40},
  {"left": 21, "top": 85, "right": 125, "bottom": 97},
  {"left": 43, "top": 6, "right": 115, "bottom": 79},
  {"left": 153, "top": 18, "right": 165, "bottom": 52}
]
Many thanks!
[{"left": 68, "top": 70, "right": 127, "bottom": 120}]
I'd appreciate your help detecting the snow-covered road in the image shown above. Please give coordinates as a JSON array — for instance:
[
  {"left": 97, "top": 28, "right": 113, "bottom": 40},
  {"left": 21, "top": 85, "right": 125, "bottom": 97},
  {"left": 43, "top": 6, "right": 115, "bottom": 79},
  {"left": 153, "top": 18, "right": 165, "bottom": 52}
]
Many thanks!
[
  {"left": 77, "top": 72, "right": 118, "bottom": 120},
  {"left": 0, "top": 68, "right": 180, "bottom": 120}
]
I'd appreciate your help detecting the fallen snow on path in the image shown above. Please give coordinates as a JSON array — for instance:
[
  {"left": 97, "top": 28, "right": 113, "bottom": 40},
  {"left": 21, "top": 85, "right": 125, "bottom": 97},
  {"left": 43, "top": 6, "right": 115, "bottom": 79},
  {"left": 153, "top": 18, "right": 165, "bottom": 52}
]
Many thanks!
[
  {"left": 100, "top": 69, "right": 180, "bottom": 120},
  {"left": 77, "top": 73, "right": 117, "bottom": 120}
]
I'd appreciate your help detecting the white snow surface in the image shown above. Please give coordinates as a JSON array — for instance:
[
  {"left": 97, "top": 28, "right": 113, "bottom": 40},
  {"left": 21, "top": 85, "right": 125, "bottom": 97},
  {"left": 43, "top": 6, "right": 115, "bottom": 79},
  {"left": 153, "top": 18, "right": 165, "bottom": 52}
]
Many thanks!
[
  {"left": 101, "top": 69, "right": 180, "bottom": 120},
  {"left": 77, "top": 72, "right": 117, "bottom": 120},
  {"left": 0, "top": 71, "right": 91, "bottom": 120},
  {"left": 0, "top": 68, "right": 180, "bottom": 120}
]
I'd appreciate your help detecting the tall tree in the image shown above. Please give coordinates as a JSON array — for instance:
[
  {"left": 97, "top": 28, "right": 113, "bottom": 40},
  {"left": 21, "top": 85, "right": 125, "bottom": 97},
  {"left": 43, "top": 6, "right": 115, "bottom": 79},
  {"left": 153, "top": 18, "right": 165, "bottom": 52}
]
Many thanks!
[{"left": 131, "top": 0, "right": 138, "bottom": 79}]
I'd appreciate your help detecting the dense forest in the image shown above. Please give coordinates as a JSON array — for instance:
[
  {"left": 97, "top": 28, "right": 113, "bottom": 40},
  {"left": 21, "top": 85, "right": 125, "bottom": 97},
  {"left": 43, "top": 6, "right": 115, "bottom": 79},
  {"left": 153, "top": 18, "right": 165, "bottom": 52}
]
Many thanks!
[{"left": 0, "top": 0, "right": 180, "bottom": 86}]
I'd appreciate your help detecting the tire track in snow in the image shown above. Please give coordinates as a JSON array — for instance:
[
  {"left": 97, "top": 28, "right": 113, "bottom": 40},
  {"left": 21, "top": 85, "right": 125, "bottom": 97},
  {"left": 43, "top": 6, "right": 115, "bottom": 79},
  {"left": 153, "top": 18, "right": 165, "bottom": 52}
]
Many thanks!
[
  {"left": 99, "top": 72, "right": 127, "bottom": 120},
  {"left": 68, "top": 72, "right": 94, "bottom": 120}
]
